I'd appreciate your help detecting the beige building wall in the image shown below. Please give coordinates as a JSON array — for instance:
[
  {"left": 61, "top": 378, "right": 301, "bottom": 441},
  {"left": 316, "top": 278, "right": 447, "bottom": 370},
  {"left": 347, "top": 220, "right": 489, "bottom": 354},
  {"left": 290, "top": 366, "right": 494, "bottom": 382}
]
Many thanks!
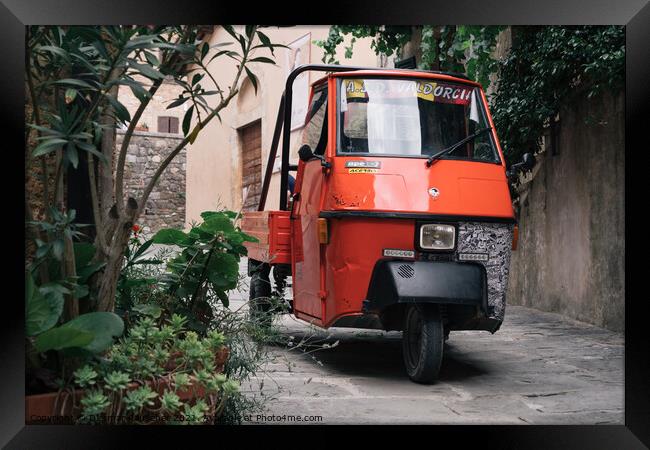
[{"left": 185, "top": 26, "right": 379, "bottom": 226}]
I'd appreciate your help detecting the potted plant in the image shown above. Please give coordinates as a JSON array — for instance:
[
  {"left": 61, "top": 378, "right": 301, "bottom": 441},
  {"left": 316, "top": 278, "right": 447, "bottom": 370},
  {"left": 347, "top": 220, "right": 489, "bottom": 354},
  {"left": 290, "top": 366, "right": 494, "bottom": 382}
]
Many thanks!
[
  {"left": 27, "top": 313, "right": 235, "bottom": 425},
  {"left": 134, "top": 122, "right": 149, "bottom": 132}
]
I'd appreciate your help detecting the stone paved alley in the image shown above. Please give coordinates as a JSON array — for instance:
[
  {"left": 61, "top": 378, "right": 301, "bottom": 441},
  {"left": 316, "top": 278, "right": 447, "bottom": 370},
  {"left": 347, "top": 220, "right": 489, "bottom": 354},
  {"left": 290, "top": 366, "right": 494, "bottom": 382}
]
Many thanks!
[{"left": 231, "top": 260, "right": 624, "bottom": 425}]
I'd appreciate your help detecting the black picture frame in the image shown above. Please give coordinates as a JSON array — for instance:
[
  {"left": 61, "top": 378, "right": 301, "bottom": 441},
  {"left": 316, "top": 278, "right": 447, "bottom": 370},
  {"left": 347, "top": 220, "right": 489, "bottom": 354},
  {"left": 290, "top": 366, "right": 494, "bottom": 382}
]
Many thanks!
[{"left": 3, "top": 1, "right": 647, "bottom": 447}]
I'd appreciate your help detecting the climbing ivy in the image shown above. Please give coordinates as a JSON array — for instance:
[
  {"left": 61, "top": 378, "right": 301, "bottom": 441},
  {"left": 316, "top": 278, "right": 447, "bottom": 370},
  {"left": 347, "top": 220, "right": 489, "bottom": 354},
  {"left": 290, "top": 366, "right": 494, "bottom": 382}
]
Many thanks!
[
  {"left": 314, "top": 26, "right": 412, "bottom": 64},
  {"left": 491, "top": 26, "right": 624, "bottom": 163},
  {"left": 316, "top": 25, "right": 624, "bottom": 165}
]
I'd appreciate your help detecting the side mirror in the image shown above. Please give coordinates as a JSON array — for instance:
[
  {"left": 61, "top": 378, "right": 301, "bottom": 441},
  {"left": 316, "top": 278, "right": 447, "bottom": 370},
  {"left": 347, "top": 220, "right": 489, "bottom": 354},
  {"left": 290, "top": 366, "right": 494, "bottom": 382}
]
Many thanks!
[
  {"left": 298, "top": 144, "right": 314, "bottom": 162},
  {"left": 297, "top": 143, "right": 331, "bottom": 169},
  {"left": 506, "top": 153, "right": 536, "bottom": 180},
  {"left": 521, "top": 153, "right": 536, "bottom": 171}
]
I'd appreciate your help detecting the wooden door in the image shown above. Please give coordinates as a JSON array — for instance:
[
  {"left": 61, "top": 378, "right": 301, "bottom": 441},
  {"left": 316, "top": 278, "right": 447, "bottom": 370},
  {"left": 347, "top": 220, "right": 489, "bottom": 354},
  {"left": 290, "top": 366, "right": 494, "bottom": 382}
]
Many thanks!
[{"left": 240, "top": 121, "right": 262, "bottom": 211}]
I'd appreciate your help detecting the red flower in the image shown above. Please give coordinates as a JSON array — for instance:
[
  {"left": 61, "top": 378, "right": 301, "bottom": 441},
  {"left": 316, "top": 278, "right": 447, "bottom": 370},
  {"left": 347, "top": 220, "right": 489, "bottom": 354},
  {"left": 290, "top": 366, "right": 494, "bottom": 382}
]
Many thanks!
[{"left": 132, "top": 224, "right": 141, "bottom": 233}]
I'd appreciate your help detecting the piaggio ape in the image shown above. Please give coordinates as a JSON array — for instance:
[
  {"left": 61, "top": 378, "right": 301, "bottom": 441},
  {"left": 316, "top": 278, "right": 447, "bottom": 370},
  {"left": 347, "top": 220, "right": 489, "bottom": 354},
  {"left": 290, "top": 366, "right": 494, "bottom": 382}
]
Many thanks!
[{"left": 241, "top": 65, "right": 534, "bottom": 383}]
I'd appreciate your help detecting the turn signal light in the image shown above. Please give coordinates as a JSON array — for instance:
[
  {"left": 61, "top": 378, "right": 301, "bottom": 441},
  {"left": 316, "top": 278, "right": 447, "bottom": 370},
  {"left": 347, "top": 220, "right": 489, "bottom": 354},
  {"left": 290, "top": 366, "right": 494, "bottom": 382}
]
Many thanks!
[
  {"left": 512, "top": 224, "right": 519, "bottom": 250},
  {"left": 318, "top": 218, "right": 329, "bottom": 244}
]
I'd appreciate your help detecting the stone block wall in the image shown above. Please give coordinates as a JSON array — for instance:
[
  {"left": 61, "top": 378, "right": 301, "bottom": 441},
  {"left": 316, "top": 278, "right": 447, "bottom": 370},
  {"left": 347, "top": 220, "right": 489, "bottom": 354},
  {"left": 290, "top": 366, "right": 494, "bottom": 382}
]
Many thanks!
[{"left": 115, "top": 130, "right": 186, "bottom": 235}]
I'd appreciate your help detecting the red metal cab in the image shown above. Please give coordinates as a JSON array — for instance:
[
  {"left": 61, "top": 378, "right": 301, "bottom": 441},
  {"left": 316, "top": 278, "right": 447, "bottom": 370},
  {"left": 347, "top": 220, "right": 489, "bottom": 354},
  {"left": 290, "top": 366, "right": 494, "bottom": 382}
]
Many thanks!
[{"left": 242, "top": 65, "right": 528, "bottom": 383}]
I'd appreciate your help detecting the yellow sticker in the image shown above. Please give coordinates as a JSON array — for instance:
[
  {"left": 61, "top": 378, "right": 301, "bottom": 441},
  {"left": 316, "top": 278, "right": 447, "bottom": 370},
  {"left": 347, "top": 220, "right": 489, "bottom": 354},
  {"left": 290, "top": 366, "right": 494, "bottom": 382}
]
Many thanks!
[
  {"left": 416, "top": 81, "right": 436, "bottom": 102},
  {"left": 345, "top": 79, "right": 367, "bottom": 99},
  {"left": 348, "top": 168, "right": 379, "bottom": 174}
]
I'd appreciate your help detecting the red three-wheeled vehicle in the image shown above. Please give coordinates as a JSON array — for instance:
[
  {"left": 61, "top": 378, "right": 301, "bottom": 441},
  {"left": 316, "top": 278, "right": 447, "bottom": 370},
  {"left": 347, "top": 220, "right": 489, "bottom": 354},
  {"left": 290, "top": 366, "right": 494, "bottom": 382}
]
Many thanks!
[{"left": 242, "top": 65, "right": 533, "bottom": 383}]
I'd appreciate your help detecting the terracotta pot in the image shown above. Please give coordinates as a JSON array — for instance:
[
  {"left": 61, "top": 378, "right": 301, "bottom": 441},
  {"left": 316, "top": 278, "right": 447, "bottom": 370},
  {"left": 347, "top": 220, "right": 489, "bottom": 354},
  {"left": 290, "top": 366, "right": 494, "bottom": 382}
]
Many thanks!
[{"left": 25, "top": 389, "right": 80, "bottom": 424}]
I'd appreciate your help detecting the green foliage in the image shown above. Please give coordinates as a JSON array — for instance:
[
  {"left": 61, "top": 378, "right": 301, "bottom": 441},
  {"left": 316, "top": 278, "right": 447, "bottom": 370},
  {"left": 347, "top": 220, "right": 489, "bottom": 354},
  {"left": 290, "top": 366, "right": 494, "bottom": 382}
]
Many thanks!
[
  {"left": 28, "top": 208, "right": 87, "bottom": 263},
  {"left": 115, "top": 232, "right": 168, "bottom": 321},
  {"left": 103, "top": 370, "right": 130, "bottom": 391},
  {"left": 25, "top": 273, "right": 64, "bottom": 336},
  {"left": 71, "top": 314, "right": 237, "bottom": 424},
  {"left": 33, "top": 327, "right": 94, "bottom": 353},
  {"left": 25, "top": 26, "right": 282, "bottom": 407},
  {"left": 34, "top": 311, "right": 124, "bottom": 353},
  {"left": 28, "top": 259, "right": 125, "bottom": 355},
  {"left": 123, "top": 385, "right": 158, "bottom": 412},
  {"left": 149, "top": 210, "right": 257, "bottom": 334},
  {"left": 314, "top": 26, "right": 412, "bottom": 64},
  {"left": 79, "top": 390, "right": 110, "bottom": 421},
  {"left": 316, "top": 25, "right": 624, "bottom": 167},
  {"left": 491, "top": 26, "right": 625, "bottom": 163},
  {"left": 73, "top": 365, "right": 98, "bottom": 389}
]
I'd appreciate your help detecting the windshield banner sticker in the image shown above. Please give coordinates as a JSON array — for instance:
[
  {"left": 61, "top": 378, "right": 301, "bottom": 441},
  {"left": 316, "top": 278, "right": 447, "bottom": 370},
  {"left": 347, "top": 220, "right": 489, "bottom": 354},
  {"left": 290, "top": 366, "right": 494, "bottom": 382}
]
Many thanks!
[{"left": 344, "top": 79, "right": 472, "bottom": 105}]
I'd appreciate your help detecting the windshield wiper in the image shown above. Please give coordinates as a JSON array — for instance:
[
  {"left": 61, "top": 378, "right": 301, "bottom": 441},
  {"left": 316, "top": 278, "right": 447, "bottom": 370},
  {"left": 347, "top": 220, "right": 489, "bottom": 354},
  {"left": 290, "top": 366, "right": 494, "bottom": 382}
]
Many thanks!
[{"left": 425, "top": 126, "right": 493, "bottom": 167}]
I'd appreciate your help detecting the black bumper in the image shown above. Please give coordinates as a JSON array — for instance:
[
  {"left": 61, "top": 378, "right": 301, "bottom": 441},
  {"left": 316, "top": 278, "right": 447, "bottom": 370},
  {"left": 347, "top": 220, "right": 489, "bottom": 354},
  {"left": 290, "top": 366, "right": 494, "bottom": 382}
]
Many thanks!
[{"left": 363, "top": 259, "right": 487, "bottom": 314}]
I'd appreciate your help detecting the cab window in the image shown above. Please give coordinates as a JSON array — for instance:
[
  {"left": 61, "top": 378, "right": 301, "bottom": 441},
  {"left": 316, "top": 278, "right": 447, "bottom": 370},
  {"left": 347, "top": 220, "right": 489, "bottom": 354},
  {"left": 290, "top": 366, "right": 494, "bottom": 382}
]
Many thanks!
[{"left": 301, "top": 85, "right": 328, "bottom": 156}]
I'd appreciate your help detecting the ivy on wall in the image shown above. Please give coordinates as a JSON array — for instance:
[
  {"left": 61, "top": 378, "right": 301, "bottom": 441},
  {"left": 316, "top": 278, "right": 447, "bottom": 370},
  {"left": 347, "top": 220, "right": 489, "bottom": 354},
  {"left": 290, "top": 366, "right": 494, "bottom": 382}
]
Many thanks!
[
  {"left": 315, "top": 25, "right": 624, "bottom": 164},
  {"left": 491, "top": 26, "right": 624, "bottom": 163}
]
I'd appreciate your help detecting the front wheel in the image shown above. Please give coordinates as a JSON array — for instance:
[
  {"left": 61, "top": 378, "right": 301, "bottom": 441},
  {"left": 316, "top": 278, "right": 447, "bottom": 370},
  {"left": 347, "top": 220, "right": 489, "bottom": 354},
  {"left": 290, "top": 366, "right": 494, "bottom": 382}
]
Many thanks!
[{"left": 402, "top": 304, "right": 444, "bottom": 384}]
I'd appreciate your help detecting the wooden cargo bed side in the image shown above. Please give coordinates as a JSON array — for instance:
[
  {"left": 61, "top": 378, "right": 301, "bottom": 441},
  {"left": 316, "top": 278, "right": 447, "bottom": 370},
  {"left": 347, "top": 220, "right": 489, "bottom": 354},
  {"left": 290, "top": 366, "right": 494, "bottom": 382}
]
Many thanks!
[{"left": 241, "top": 211, "right": 291, "bottom": 264}]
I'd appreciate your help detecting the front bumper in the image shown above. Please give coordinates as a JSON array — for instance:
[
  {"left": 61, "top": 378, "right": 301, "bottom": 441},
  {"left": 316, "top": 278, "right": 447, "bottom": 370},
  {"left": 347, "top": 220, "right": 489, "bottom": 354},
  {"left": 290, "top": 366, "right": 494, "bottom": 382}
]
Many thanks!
[{"left": 364, "top": 260, "right": 487, "bottom": 313}]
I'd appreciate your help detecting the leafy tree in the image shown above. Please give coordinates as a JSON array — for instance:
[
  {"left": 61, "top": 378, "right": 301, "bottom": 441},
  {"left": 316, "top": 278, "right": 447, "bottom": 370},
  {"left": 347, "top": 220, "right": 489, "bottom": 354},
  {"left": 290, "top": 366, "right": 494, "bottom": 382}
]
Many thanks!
[{"left": 25, "top": 25, "right": 282, "bottom": 317}]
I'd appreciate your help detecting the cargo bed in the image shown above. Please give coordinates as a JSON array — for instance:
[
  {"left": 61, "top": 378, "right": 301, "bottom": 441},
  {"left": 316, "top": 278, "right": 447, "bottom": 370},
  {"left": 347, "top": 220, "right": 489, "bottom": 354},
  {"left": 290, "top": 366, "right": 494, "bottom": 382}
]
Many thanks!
[{"left": 240, "top": 210, "right": 291, "bottom": 265}]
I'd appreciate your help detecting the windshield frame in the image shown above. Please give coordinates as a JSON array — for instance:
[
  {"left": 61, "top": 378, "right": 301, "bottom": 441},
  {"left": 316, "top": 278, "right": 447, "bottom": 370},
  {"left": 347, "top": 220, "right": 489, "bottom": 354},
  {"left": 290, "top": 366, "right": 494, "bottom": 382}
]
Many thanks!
[{"left": 334, "top": 75, "right": 503, "bottom": 165}]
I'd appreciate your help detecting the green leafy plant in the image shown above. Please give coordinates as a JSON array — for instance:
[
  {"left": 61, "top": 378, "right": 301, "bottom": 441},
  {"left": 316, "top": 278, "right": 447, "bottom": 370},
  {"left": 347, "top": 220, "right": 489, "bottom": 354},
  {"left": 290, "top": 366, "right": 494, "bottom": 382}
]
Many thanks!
[
  {"left": 69, "top": 314, "right": 238, "bottom": 424},
  {"left": 491, "top": 26, "right": 624, "bottom": 164},
  {"left": 26, "top": 272, "right": 124, "bottom": 356},
  {"left": 26, "top": 25, "right": 282, "bottom": 321},
  {"left": 150, "top": 210, "right": 257, "bottom": 334}
]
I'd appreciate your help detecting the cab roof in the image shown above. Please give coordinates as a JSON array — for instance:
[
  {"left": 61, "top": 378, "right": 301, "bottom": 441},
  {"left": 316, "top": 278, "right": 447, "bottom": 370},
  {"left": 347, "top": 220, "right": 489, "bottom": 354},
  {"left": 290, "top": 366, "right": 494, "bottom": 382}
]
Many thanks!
[{"left": 313, "top": 67, "right": 480, "bottom": 88}]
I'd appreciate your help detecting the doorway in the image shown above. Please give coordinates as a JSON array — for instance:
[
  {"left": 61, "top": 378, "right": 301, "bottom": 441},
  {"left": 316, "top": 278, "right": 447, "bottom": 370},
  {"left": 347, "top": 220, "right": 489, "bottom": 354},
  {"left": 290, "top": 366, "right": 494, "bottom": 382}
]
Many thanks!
[{"left": 239, "top": 120, "right": 262, "bottom": 211}]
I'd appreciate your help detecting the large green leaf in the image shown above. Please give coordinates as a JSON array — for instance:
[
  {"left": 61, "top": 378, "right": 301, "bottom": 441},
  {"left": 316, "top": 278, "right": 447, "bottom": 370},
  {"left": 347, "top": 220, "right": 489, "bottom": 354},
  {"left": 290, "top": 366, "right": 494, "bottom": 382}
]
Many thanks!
[
  {"left": 35, "top": 312, "right": 124, "bottom": 354},
  {"left": 106, "top": 95, "right": 131, "bottom": 123},
  {"left": 25, "top": 274, "right": 64, "bottom": 336},
  {"left": 32, "top": 138, "right": 68, "bottom": 157},
  {"left": 34, "top": 326, "right": 94, "bottom": 352},
  {"left": 152, "top": 229, "right": 192, "bottom": 246},
  {"left": 200, "top": 215, "right": 234, "bottom": 233}
]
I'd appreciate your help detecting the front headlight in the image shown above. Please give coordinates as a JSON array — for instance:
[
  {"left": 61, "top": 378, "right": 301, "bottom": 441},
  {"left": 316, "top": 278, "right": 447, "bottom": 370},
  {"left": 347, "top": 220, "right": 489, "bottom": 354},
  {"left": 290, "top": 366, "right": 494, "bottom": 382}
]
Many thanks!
[{"left": 419, "top": 224, "right": 455, "bottom": 251}]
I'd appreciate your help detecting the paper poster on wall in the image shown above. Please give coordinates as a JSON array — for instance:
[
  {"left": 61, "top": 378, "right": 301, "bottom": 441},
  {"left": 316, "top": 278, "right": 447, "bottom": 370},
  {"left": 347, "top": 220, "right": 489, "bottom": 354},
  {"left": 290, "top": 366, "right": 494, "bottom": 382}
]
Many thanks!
[{"left": 285, "top": 33, "right": 311, "bottom": 131}]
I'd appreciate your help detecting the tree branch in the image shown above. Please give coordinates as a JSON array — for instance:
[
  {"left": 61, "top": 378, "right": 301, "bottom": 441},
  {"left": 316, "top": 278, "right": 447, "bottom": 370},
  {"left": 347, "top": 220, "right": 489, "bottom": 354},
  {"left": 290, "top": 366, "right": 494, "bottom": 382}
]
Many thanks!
[
  {"left": 137, "top": 84, "right": 240, "bottom": 218},
  {"left": 87, "top": 153, "right": 109, "bottom": 255},
  {"left": 136, "top": 26, "right": 254, "bottom": 217},
  {"left": 115, "top": 26, "right": 195, "bottom": 215},
  {"left": 113, "top": 78, "right": 164, "bottom": 214}
]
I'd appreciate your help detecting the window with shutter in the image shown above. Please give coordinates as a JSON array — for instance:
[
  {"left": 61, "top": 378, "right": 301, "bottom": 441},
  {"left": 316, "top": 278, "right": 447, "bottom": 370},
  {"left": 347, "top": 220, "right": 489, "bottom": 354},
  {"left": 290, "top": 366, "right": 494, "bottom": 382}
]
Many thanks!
[{"left": 158, "top": 116, "right": 179, "bottom": 134}]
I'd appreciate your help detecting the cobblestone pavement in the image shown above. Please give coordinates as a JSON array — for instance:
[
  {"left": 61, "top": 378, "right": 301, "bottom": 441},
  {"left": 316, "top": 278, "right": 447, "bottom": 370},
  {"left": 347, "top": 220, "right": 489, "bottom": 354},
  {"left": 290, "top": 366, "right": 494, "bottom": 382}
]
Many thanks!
[{"left": 232, "top": 260, "right": 624, "bottom": 425}]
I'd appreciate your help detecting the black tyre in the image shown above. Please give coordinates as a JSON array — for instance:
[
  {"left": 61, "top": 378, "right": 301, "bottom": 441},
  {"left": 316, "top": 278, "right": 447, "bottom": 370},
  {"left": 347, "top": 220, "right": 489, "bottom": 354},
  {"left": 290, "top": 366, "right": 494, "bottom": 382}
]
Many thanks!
[
  {"left": 249, "top": 260, "right": 272, "bottom": 326},
  {"left": 402, "top": 304, "right": 444, "bottom": 384}
]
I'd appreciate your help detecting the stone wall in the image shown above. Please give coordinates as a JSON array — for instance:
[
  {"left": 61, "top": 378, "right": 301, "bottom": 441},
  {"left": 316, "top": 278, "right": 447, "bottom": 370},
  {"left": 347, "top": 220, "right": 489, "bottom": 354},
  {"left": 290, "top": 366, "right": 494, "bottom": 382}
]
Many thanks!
[
  {"left": 507, "top": 89, "right": 625, "bottom": 331},
  {"left": 115, "top": 130, "right": 186, "bottom": 235}
]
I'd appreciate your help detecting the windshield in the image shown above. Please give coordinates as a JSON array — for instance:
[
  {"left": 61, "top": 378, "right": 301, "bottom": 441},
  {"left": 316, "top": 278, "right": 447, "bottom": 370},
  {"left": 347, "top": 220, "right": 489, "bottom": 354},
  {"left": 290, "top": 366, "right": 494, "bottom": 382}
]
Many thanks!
[{"left": 337, "top": 77, "right": 500, "bottom": 163}]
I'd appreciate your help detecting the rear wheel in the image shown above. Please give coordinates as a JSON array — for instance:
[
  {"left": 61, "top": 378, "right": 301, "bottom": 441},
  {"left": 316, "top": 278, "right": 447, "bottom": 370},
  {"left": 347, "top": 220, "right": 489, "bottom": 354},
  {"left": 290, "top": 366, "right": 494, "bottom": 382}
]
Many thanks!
[
  {"left": 402, "top": 304, "right": 444, "bottom": 384},
  {"left": 249, "top": 260, "right": 272, "bottom": 327}
]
